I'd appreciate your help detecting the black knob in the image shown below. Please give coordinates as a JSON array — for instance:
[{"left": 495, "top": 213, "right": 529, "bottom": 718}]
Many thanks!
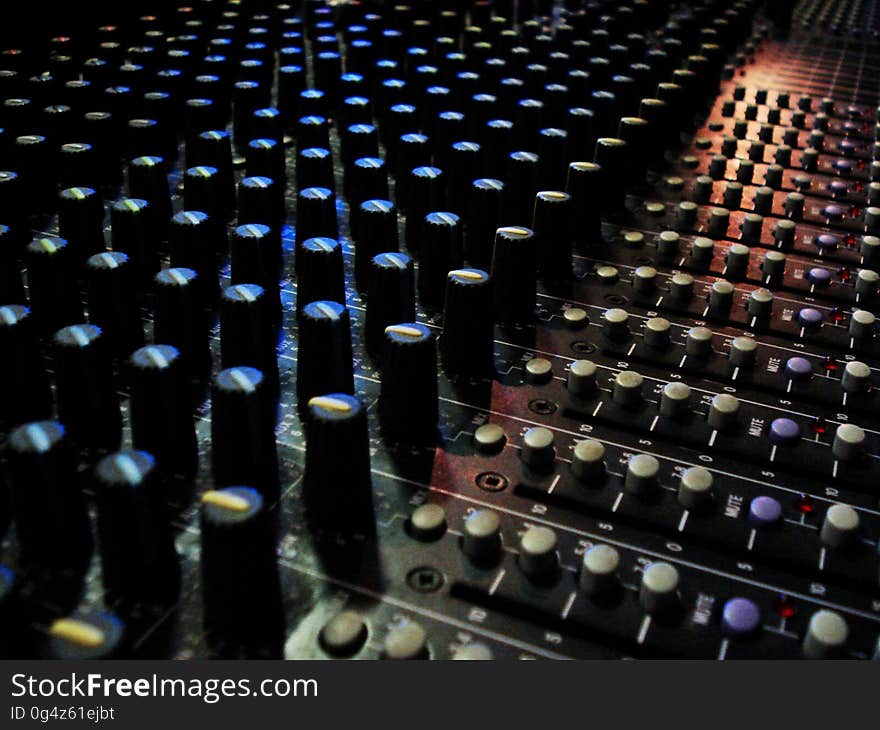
[
  {"left": 352, "top": 198, "right": 398, "bottom": 292},
  {"left": 183, "top": 165, "right": 228, "bottom": 226},
  {"left": 295, "top": 187, "right": 338, "bottom": 263},
  {"left": 296, "top": 237, "right": 345, "bottom": 311},
  {"left": 297, "top": 301, "right": 355, "bottom": 414},
  {"left": 189, "top": 130, "right": 235, "bottom": 211},
  {"left": 238, "top": 175, "right": 284, "bottom": 233},
  {"left": 403, "top": 165, "right": 446, "bottom": 250},
  {"left": 418, "top": 211, "right": 464, "bottom": 309},
  {"left": 57, "top": 186, "right": 105, "bottom": 262},
  {"left": 110, "top": 198, "right": 160, "bottom": 286},
  {"left": 346, "top": 156, "right": 389, "bottom": 207},
  {"left": 24, "top": 235, "right": 84, "bottom": 335},
  {"left": 295, "top": 146, "right": 334, "bottom": 191},
  {"left": 127, "top": 155, "right": 171, "bottom": 241},
  {"left": 441, "top": 268, "right": 494, "bottom": 377},
  {"left": 129, "top": 344, "right": 198, "bottom": 478},
  {"left": 594, "top": 137, "right": 629, "bottom": 211},
  {"left": 304, "top": 394, "right": 373, "bottom": 531},
  {"left": 210, "top": 366, "right": 279, "bottom": 502},
  {"left": 365, "top": 252, "right": 416, "bottom": 355},
  {"left": 6, "top": 421, "right": 92, "bottom": 574},
  {"left": 93, "top": 449, "right": 180, "bottom": 609},
  {"left": 533, "top": 190, "right": 573, "bottom": 279},
  {"left": 465, "top": 178, "right": 505, "bottom": 268},
  {"left": 565, "top": 161, "right": 603, "bottom": 250},
  {"left": 229, "top": 223, "right": 282, "bottom": 323},
  {"left": 490, "top": 225, "right": 537, "bottom": 323},
  {"left": 379, "top": 323, "right": 439, "bottom": 441},
  {"left": 52, "top": 324, "right": 122, "bottom": 453},
  {"left": 0, "top": 305, "right": 52, "bottom": 426},
  {"left": 153, "top": 267, "right": 211, "bottom": 377},
  {"left": 169, "top": 210, "right": 221, "bottom": 307},
  {"left": 42, "top": 610, "right": 126, "bottom": 659},
  {"left": 220, "top": 283, "right": 279, "bottom": 395},
  {"left": 0, "top": 225, "right": 25, "bottom": 304},
  {"left": 503, "top": 150, "right": 541, "bottom": 225},
  {"left": 200, "top": 487, "right": 284, "bottom": 655},
  {"left": 85, "top": 251, "right": 144, "bottom": 356}
]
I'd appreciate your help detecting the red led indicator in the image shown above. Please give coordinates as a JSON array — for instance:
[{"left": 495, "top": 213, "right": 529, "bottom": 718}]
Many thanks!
[
  {"left": 796, "top": 495, "right": 815, "bottom": 514},
  {"left": 810, "top": 416, "right": 827, "bottom": 434},
  {"left": 775, "top": 595, "right": 796, "bottom": 619}
]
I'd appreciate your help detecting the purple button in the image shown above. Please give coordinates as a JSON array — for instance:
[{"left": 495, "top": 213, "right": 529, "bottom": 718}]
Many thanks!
[
  {"left": 785, "top": 356, "right": 813, "bottom": 380},
  {"left": 807, "top": 267, "right": 832, "bottom": 285},
  {"left": 769, "top": 417, "right": 801, "bottom": 445},
  {"left": 815, "top": 233, "right": 840, "bottom": 250},
  {"left": 823, "top": 204, "right": 844, "bottom": 220},
  {"left": 749, "top": 495, "right": 782, "bottom": 526},
  {"left": 838, "top": 139, "right": 857, "bottom": 154},
  {"left": 827, "top": 180, "right": 848, "bottom": 195},
  {"left": 832, "top": 159, "right": 853, "bottom": 174},
  {"left": 722, "top": 597, "right": 762, "bottom": 636},
  {"left": 798, "top": 307, "right": 823, "bottom": 327}
]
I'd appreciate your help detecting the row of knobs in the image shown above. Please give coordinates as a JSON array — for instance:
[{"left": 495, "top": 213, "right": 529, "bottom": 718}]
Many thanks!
[{"left": 406, "top": 502, "right": 861, "bottom": 659}]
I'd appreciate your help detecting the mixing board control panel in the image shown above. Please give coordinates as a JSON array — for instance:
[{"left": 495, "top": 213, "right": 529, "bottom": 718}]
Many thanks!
[{"left": 0, "top": 0, "right": 879, "bottom": 660}]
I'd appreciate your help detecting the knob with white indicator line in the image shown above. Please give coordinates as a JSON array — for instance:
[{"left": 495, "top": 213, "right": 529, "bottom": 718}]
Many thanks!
[
  {"left": 832, "top": 424, "right": 866, "bottom": 462},
  {"left": 678, "top": 467, "right": 714, "bottom": 510},
  {"left": 518, "top": 526, "right": 559, "bottom": 581}
]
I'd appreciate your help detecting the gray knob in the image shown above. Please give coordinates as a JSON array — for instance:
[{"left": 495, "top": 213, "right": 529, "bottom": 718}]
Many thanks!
[
  {"left": 612, "top": 370, "right": 644, "bottom": 408},
  {"left": 383, "top": 621, "right": 429, "bottom": 660},
  {"left": 723, "top": 181, "right": 744, "bottom": 209},
  {"left": 686, "top": 326, "right": 714, "bottom": 358},
  {"left": 841, "top": 360, "right": 872, "bottom": 392},
  {"left": 525, "top": 357, "right": 553, "bottom": 384},
  {"left": 707, "top": 207, "right": 730, "bottom": 238},
  {"left": 644, "top": 317, "right": 672, "bottom": 349},
  {"left": 752, "top": 188, "right": 773, "bottom": 216},
  {"left": 409, "top": 504, "right": 448, "bottom": 541},
  {"left": 784, "top": 192, "right": 804, "bottom": 218},
  {"left": 657, "top": 230, "right": 681, "bottom": 258},
  {"left": 849, "top": 310, "right": 876, "bottom": 339},
  {"left": 632, "top": 266, "right": 657, "bottom": 294},
  {"left": 474, "top": 423, "right": 507, "bottom": 453},
  {"left": 660, "top": 382, "right": 692, "bottom": 419},
  {"left": 820, "top": 504, "right": 860, "bottom": 549},
  {"left": 572, "top": 439, "right": 606, "bottom": 482},
  {"left": 579, "top": 544, "right": 620, "bottom": 596},
  {"left": 521, "top": 427, "right": 556, "bottom": 470},
  {"left": 639, "top": 562, "right": 680, "bottom": 614},
  {"left": 832, "top": 423, "right": 866, "bottom": 461},
  {"left": 708, "top": 280, "right": 735, "bottom": 312},
  {"left": 319, "top": 611, "right": 368, "bottom": 657},
  {"left": 708, "top": 393, "right": 740, "bottom": 430},
  {"left": 678, "top": 466, "right": 714, "bottom": 510},
  {"left": 567, "top": 360, "right": 598, "bottom": 398},
  {"left": 729, "top": 336, "right": 758, "bottom": 367},
  {"left": 462, "top": 509, "right": 502, "bottom": 562},
  {"left": 668, "top": 273, "right": 694, "bottom": 302},
  {"left": 761, "top": 250, "right": 787, "bottom": 279},
  {"left": 452, "top": 643, "right": 493, "bottom": 660},
  {"left": 726, "top": 243, "right": 750, "bottom": 276},
  {"left": 676, "top": 200, "right": 698, "bottom": 229},
  {"left": 747, "top": 288, "right": 774, "bottom": 318},
  {"left": 861, "top": 236, "right": 880, "bottom": 266},
  {"left": 856, "top": 269, "right": 879, "bottom": 297},
  {"left": 803, "top": 610, "right": 849, "bottom": 659},
  {"left": 603, "top": 307, "right": 630, "bottom": 340},
  {"left": 691, "top": 236, "right": 715, "bottom": 265},
  {"left": 624, "top": 453, "right": 660, "bottom": 495},
  {"left": 519, "top": 526, "right": 559, "bottom": 579},
  {"left": 773, "top": 219, "right": 796, "bottom": 249}
]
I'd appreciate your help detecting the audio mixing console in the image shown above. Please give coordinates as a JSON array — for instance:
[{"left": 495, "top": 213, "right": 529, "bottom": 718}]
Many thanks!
[{"left": 0, "top": 0, "right": 879, "bottom": 660}]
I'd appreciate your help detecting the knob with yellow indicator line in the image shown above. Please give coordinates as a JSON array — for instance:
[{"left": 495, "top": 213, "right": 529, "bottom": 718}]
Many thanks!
[
  {"left": 304, "top": 394, "right": 373, "bottom": 531},
  {"left": 379, "top": 323, "right": 438, "bottom": 442},
  {"left": 440, "top": 268, "right": 494, "bottom": 377},
  {"left": 200, "top": 487, "right": 284, "bottom": 656},
  {"left": 43, "top": 611, "right": 126, "bottom": 659}
]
